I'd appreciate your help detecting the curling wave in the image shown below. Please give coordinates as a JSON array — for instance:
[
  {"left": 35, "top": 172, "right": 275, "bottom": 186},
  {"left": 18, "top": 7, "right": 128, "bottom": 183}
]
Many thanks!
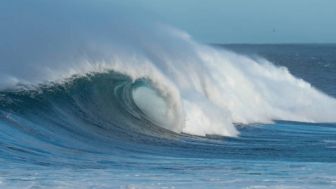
[{"left": 0, "top": 0, "right": 336, "bottom": 138}]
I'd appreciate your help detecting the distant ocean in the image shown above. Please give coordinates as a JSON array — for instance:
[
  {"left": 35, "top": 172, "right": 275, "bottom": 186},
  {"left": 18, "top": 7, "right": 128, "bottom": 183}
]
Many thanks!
[{"left": 1, "top": 1, "right": 336, "bottom": 188}]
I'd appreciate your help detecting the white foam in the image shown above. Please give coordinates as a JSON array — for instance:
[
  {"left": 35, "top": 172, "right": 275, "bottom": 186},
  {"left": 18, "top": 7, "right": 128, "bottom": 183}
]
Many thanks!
[{"left": 1, "top": 0, "right": 336, "bottom": 137}]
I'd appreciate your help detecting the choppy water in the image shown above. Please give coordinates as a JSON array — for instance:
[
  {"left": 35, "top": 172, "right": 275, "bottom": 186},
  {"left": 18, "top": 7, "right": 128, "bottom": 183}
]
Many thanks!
[{"left": 1, "top": 1, "right": 336, "bottom": 188}]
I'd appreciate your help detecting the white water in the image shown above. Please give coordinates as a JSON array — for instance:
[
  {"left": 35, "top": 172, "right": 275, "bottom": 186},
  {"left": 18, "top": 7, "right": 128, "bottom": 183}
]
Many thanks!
[{"left": 1, "top": 0, "right": 336, "bottom": 137}]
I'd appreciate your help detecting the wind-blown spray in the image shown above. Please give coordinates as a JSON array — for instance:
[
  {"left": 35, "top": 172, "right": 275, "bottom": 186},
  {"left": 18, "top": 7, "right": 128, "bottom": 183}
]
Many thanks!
[{"left": 0, "top": 0, "right": 335, "bottom": 137}]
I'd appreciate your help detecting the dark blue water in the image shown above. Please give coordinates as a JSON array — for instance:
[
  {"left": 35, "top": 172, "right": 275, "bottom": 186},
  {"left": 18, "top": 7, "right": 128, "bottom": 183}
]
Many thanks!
[
  {"left": 0, "top": 45, "right": 335, "bottom": 189},
  {"left": 220, "top": 44, "right": 336, "bottom": 97}
]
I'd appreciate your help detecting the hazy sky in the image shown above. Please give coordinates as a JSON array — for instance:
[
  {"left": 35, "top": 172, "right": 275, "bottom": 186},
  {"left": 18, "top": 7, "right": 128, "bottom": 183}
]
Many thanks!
[{"left": 127, "top": 0, "right": 336, "bottom": 44}]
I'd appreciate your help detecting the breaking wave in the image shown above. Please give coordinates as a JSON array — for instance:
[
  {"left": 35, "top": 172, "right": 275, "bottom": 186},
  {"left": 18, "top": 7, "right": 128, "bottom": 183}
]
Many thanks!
[{"left": 1, "top": 0, "right": 336, "bottom": 138}]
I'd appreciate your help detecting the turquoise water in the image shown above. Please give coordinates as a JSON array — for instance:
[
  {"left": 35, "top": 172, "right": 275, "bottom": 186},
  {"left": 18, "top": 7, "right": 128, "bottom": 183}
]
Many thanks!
[{"left": 0, "top": 45, "right": 335, "bottom": 188}]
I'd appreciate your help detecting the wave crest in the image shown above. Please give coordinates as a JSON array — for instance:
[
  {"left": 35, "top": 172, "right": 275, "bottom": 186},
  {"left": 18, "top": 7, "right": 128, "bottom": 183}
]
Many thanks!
[{"left": 1, "top": 0, "right": 335, "bottom": 137}]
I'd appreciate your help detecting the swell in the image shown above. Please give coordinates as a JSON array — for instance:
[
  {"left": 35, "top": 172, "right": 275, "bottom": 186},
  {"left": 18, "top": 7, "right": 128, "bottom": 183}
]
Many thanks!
[
  {"left": 1, "top": 0, "right": 336, "bottom": 139},
  {"left": 0, "top": 72, "right": 177, "bottom": 140},
  {"left": 0, "top": 72, "right": 187, "bottom": 165},
  {"left": 2, "top": 39, "right": 336, "bottom": 138}
]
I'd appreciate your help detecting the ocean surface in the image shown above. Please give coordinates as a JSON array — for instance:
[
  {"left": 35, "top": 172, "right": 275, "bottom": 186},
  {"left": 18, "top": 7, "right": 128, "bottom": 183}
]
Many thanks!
[{"left": 0, "top": 44, "right": 335, "bottom": 189}]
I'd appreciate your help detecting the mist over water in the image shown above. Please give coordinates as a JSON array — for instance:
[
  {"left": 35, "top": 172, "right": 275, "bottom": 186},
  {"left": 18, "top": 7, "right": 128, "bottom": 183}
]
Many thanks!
[
  {"left": 0, "top": 1, "right": 336, "bottom": 188},
  {"left": 1, "top": 0, "right": 335, "bottom": 137}
]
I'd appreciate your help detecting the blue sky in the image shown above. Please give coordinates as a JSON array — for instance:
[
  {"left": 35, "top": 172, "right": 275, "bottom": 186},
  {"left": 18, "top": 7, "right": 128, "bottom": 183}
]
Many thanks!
[{"left": 127, "top": 0, "right": 336, "bottom": 44}]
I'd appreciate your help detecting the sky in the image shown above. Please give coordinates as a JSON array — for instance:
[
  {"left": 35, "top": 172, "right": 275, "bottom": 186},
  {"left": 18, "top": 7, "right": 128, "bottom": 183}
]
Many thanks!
[{"left": 125, "top": 0, "right": 336, "bottom": 44}]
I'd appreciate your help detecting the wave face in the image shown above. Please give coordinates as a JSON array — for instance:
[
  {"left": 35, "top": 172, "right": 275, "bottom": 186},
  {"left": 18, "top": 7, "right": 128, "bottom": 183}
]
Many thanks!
[
  {"left": 1, "top": 1, "right": 336, "bottom": 137},
  {"left": 1, "top": 1, "right": 336, "bottom": 188}
]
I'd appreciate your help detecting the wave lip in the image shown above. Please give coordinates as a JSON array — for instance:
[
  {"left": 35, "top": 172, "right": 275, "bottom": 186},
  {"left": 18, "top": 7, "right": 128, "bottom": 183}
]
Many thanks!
[{"left": 1, "top": 0, "right": 336, "bottom": 138}]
